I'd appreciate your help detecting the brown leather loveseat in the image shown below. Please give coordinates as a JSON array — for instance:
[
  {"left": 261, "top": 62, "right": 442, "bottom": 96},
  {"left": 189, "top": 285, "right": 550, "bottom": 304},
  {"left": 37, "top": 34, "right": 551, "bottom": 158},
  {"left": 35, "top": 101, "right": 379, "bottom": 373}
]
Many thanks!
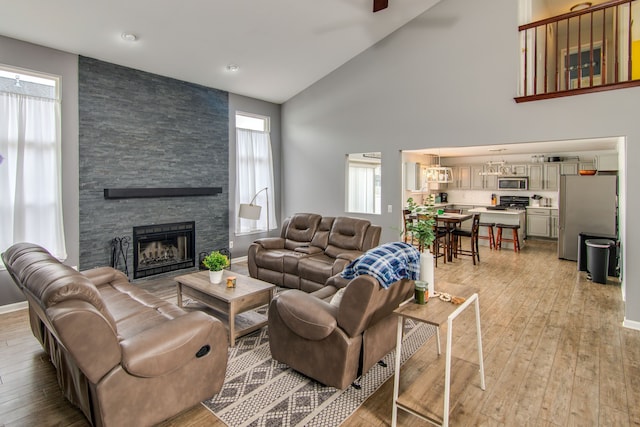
[
  {"left": 248, "top": 214, "right": 381, "bottom": 292},
  {"left": 2, "top": 243, "right": 228, "bottom": 427}
]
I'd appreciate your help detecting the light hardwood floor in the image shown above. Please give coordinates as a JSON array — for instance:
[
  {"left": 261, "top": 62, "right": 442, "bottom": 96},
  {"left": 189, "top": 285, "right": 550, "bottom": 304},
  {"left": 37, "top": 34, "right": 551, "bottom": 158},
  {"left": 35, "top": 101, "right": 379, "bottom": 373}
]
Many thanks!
[{"left": 0, "top": 240, "right": 638, "bottom": 426}]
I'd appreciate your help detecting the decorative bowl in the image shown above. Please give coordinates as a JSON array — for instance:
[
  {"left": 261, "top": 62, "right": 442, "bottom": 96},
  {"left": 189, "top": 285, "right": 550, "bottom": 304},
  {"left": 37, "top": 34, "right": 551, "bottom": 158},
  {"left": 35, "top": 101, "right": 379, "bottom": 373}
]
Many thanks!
[{"left": 579, "top": 170, "right": 597, "bottom": 176}]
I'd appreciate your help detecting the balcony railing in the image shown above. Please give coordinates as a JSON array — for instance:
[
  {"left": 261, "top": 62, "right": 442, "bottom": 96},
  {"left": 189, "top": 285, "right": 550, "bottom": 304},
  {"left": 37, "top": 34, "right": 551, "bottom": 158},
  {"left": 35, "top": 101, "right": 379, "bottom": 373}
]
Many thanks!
[{"left": 516, "top": 0, "right": 640, "bottom": 102}]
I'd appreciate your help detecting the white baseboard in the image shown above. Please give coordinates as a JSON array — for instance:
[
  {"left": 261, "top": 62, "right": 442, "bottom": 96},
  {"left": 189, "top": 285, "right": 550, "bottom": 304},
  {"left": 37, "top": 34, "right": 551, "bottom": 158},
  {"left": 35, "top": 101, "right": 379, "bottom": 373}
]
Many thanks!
[
  {"left": 232, "top": 256, "right": 248, "bottom": 264},
  {"left": 0, "top": 301, "right": 28, "bottom": 315},
  {"left": 623, "top": 318, "right": 640, "bottom": 331}
]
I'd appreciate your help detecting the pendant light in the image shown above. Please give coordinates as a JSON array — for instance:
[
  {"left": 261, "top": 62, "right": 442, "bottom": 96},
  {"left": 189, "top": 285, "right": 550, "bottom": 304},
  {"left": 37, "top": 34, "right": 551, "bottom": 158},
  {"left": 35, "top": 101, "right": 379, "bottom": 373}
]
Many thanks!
[{"left": 425, "top": 150, "right": 453, "bottom": 183}]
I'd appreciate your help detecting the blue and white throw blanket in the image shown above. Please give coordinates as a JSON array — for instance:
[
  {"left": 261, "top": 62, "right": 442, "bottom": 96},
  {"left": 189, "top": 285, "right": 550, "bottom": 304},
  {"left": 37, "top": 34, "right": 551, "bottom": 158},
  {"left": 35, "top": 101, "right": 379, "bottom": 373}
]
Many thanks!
[{"left": 341, "top": 241, "right": 421, "bottom": 289}]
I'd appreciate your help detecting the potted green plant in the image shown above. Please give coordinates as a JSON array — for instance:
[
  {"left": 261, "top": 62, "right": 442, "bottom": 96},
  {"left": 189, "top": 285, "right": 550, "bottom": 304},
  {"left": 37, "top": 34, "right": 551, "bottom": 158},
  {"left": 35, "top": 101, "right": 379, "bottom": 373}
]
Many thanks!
[
  {"left": 405, "top": 196, "right": 436, "bottom": 296},
  {"left": 202, "top": 250, "right": 230, "bottom": 284},
  {"left": 405, "top": 196, "right": 436, "bottom": 251}
]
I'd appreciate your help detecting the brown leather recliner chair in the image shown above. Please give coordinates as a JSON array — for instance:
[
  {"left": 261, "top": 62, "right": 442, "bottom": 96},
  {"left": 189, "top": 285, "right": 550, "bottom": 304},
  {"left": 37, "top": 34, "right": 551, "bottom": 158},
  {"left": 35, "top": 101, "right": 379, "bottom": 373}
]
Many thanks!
[
  {"left": 2, "top": 243, "right": 228, "bottom": 427},
  {"left": 267, "top": 274, "right": 414, "bottom": 390}
]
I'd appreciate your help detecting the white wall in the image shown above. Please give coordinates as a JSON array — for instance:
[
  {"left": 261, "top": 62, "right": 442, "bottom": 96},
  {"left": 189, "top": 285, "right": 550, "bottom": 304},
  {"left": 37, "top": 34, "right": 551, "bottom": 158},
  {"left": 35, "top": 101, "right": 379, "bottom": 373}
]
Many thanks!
[{"left": 282, "top": 0, "right": 639, "bottom": 325}]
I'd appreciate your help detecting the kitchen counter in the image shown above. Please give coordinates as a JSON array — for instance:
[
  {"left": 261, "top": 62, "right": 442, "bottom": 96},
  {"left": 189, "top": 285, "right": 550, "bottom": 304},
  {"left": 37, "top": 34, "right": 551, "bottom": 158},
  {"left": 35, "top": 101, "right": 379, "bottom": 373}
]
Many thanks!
[
  {"left": 469, "top": 207, "right": 526, "bottom": 215},
  {"left": 526, "top": 206, "right": 557, "bottom": 210}
]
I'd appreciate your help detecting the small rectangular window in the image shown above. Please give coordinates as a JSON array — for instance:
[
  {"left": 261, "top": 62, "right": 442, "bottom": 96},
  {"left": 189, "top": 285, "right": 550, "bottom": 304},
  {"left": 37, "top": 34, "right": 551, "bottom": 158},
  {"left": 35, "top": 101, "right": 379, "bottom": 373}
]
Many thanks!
[
  {"left": 236, "top": 112, "right": 269, "bottom": 132},
  {"left": 346, "top": 152, "right": 381, "bottom": 215}
]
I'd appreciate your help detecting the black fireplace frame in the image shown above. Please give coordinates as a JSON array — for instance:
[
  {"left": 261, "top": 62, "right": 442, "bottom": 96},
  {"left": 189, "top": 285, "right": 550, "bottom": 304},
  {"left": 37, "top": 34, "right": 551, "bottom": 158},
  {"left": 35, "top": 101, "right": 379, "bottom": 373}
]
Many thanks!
[{"left": 132, "top": 221, "right": 196, "bottom": 279}]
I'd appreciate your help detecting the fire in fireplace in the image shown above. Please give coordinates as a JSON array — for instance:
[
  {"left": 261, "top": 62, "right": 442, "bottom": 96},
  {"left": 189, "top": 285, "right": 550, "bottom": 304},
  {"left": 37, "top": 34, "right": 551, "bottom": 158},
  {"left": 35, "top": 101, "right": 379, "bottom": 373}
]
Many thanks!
[{"left": 133, "top": 221, "right": 195, "bottom": 279}]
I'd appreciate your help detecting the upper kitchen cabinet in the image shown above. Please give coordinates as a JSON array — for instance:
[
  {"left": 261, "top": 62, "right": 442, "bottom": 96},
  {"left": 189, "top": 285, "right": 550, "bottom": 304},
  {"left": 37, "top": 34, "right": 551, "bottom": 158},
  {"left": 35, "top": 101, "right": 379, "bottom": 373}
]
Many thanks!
[
  {"left": 560, "top": 162, "right": 578, "bottom": 176},
  {"left": 528, "top": 164, "right": 543, "bottom": 190},
  {"left": 544, "top": 163, "right": 559, "bottom": 191},
  {"left": 450, "top": 166, "right": 471, "bottom": 189},
  {"left": 405, "top": 162, "right": 422, "bottom": 191},
  {"left": 528, "top": 163, "right": 559, "bottom": 191},
  {"left": 511, "top": 164, "right": 528, "bottom": 176},
  {"left": 579, "top": 161, "right": 595, "bottom": 171},
  {"left": 595, "top": 154, "right": 618, "bottom": 171},
  {"left": 471, "top": 164, "right": 497, "bottom": 190}
]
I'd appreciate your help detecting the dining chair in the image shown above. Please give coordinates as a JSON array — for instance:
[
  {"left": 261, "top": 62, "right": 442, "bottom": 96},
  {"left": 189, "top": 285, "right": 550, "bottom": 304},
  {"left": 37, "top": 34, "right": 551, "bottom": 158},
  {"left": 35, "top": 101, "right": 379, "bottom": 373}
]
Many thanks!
[
  {"left": 451, "top": 214, "right": 481, "bottom": 265},
  {"left": 402, "top": 209, "right": 418, "bottom": 247}
]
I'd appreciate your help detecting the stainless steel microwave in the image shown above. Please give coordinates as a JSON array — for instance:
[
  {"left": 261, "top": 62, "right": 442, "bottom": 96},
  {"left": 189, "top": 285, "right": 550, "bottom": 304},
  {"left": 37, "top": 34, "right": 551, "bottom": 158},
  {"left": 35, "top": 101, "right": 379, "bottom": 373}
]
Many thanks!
[{"left": 497, "top": 177, "right": 528, "bottom": 190}]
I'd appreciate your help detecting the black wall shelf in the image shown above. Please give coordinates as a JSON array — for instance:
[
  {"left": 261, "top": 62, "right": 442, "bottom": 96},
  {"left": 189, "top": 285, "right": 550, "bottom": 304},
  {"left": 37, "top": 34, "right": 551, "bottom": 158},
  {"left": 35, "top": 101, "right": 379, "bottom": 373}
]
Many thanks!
[{"left": 104, "top": 187, "right": 222, "bottom": 199}]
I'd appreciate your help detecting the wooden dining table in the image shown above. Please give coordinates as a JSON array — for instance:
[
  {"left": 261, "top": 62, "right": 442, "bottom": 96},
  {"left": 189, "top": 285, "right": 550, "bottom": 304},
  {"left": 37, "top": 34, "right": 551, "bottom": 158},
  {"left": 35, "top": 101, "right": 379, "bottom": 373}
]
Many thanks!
[{"left": 435, "top": 212, "right": 473, "bottom": 261}]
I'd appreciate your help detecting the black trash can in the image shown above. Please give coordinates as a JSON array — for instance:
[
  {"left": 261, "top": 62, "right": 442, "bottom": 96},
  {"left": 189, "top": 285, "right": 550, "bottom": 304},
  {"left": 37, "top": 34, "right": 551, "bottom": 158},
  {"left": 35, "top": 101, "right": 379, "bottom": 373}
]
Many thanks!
[{"left": 585, "top": 239, "right": 614, "bottom": 284}]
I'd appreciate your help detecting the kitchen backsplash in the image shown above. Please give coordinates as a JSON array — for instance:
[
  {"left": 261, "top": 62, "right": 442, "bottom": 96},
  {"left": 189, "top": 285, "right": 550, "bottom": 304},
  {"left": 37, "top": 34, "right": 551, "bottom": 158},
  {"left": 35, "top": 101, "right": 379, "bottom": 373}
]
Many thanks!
[{"left": 445, "top": 189, "right": 558, "bottom": 207}]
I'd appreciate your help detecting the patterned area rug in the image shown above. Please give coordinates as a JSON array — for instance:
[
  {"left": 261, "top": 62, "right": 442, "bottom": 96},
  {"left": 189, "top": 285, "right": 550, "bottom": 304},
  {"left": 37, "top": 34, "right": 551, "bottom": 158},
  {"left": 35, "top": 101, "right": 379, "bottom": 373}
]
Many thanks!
[{"left": 202, "top": 318, "right": 436, "bottom": 427}]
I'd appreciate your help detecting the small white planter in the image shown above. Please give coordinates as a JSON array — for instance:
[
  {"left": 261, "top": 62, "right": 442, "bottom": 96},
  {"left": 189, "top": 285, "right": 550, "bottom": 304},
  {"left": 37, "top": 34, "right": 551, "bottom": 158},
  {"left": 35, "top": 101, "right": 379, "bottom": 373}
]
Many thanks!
[
  {"left": 209, "top": 270, "right": 224, "bottom": 284},
  {"left": 420, "top": 249, "right": 435, "bottom": 298}
]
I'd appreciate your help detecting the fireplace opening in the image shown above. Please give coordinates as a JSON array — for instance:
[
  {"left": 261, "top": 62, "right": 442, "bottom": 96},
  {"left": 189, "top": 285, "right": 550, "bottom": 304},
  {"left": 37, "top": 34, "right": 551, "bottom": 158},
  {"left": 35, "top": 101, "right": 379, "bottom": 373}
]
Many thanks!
[{"left": 133, "top": 221, "right": 195, "bottom": 279}]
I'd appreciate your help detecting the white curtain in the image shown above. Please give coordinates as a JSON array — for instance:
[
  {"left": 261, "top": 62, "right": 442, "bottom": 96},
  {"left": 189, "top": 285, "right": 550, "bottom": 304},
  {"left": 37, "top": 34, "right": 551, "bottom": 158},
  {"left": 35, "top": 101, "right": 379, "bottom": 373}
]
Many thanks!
[
  {"left": 348, "top": 164, "right": 375, "bottom": 213},
  {"left": 0, "top": 92, "right": 66, "bottom": 259},
  {"left": 235, "top": 128, "right": 276, "bottom": 234}
]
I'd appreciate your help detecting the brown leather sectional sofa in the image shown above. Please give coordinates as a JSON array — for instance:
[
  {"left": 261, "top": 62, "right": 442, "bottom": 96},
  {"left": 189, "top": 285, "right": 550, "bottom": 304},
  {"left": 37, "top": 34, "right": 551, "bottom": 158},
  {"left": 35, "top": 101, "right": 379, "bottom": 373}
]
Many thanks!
[
  {"left": 2, "top": 243, "right": 228, "bottom": 427},
  {"left": 248, "top": 214, "right": 381, "bottom": 292}
]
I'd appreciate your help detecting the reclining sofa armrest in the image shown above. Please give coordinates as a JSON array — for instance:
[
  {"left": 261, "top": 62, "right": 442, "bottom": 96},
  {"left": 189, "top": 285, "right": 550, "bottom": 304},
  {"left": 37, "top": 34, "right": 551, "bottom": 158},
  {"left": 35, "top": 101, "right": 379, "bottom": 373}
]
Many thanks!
[
  {"left": 336, "top": 250, "right": 364, "bottom": 262},
  {"left": 47, "top": 300, "right": 122, "bottom": 384},
  {"left": 120, "top": 311, "right": 226, "bottom": 378},
  {"left": 274, "top": 290, "right": 337, "bottom": 340},
  {"left": 294, "top": 246, "right": 323, "bottom": 255},
  {"left": 81, "top": 266, "right": 128, "bottom": 287},
  {"left": 253, "top": 237, "right": 286, "bottom": 250}
]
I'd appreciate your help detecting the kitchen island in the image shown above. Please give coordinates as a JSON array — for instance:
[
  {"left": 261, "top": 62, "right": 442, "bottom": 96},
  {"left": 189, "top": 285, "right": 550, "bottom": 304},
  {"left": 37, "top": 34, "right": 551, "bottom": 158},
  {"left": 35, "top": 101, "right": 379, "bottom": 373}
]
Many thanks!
[{"left": 468, "top": 207, "right": 526, "bottom": 250}]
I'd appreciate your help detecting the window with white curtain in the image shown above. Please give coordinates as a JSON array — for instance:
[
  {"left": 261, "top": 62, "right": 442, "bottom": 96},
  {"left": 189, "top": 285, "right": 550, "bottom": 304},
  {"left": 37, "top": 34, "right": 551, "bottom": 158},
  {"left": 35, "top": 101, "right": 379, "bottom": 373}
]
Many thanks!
[
  {"left": 0, "top": 66, "right": 66, "bottom": 260},
  {"left": 235, "top": 112, "right": 277, "bottom": 234},
  {"left": 346, "top": 152, "right": 381, "bottom": 214}
]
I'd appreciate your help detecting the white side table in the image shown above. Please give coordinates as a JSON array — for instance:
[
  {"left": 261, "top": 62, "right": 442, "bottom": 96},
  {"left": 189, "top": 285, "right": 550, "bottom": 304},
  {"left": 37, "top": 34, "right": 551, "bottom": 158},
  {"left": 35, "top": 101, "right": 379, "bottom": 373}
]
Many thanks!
[{"left": 392, "top": 284, "right": 485, "bottom": 427}]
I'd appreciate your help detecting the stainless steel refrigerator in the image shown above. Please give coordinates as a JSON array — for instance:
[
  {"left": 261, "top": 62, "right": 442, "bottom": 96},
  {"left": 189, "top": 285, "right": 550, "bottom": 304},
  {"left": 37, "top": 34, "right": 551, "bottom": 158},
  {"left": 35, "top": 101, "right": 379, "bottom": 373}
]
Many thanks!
[{"left": 558, "top": 175, "right": 618, "bottom": 261}]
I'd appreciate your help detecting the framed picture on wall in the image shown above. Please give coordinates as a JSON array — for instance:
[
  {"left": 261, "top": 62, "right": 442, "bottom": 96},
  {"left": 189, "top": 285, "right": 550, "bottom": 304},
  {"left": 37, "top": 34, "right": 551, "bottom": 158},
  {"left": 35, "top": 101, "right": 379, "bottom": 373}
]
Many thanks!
[{"left": 562, "top": 43, "right": 603, "bottom": 89}]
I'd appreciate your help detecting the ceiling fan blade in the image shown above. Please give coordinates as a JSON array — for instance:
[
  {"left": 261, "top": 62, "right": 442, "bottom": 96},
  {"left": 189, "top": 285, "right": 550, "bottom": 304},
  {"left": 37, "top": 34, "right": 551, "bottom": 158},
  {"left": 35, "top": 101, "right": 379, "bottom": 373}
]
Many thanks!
[{"left": 373, "top": 0, "right": 388, "bottom": 12}]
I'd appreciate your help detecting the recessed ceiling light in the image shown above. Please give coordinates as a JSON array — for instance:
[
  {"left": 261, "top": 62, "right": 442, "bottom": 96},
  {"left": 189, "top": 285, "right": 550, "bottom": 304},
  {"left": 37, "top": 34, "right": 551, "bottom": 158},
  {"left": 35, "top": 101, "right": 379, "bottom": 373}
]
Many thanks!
[
  {"left": 226, "top": 64, "right": 240, "bottom": 72},
  {"left": 121, "top": 32, "right": 138, "bottom": 42},
  {"left": 570, "top": 2, "right": 592, "bottom": 12}
]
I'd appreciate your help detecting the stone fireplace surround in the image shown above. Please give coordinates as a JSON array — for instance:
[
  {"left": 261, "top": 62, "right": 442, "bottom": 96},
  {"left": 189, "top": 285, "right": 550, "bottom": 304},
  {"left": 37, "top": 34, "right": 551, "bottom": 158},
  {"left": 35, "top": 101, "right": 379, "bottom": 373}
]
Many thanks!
[{"left": 78, "top": 56, "right": 229, "bottom": 277}]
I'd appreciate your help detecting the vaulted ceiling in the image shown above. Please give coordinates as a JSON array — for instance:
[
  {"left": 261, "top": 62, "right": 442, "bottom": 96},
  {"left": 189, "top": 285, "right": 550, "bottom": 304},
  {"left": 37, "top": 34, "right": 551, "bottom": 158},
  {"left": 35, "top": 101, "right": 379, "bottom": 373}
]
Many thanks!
[{"left": 0, "top": 0, "right": 442, "bottom": 104}]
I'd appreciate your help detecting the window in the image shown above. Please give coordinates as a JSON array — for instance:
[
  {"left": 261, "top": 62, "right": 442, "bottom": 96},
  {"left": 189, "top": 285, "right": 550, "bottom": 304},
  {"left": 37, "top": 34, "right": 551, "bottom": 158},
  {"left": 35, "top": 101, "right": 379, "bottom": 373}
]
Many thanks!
[
  {"left": 0, "top": 66, "right": 66, "bottom": 260},
  {"left": 346, "top": 152, "right": 381, "bottom": 215},
  {"left": 235, "top": 112, "right": 277, "bottom": 234}
]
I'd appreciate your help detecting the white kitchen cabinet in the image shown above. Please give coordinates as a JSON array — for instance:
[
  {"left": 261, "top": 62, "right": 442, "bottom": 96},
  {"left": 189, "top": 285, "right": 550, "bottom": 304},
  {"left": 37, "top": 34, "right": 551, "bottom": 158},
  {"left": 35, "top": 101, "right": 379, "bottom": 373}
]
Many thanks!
[
  {"left": 484, "top": 173, "right": 497, "bottom": 190},
  {"left": 471, "top": 165, "right": 484, "bottom": 189},
  {"left": 471, "top": 164, "right": 497, "bottom": 190},
  {"left": 595, "top": 154, "right": 618, "bottom": 171},
  {"left": 526, "top": 208, "right": 558, "bottom": 239},
  {"left": 579, "top": 161, "right": 595, "bottom": 171},
  {"left": 450, "top": 166, "right": 471, "bottom": 189},
  {"left": 527, "top": 215, "right": 550, "bottom": 237},
  {"left": 405, "top": 162, "right": 422, "bottom": 191},
  {"left": 550, "top": 209, "right": 559, "bottom": 239},
  {"left": 528, "top": 163, "right": 559, "bottom": 190},
  {"left": 560, "top": 162, "right": 579, "bottom": 175},
  {"left": 528, "top": 164, "right": 543, "bottom": 190},
  {"left": 511, "top": 164, "right": 528, "bottom": 176},
  {"left": 544, "top": 163, "right": 559, "bottom": 190}
]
